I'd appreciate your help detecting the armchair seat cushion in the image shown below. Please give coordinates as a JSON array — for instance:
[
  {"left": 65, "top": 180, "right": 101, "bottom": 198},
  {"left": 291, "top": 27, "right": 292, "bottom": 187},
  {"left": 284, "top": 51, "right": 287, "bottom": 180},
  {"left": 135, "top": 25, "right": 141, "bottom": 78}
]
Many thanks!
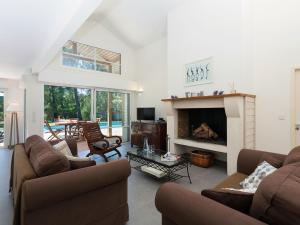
[
  {"left": 215, "top": 172, "right": 248, "bottom": 189},
  {"left": 69, "top": 160, "right": 96, "bottom": 170},
  {"left": 202, "top": 188, "right": 254, "bottom": 214},
  {"left": 93, "top": 140, "right": 118, "bottom": 150}
]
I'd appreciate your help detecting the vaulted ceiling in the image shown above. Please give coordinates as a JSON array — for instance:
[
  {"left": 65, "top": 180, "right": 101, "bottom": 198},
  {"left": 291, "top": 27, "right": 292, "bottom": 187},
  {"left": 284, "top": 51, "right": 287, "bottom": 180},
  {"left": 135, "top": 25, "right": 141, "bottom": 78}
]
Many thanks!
[
  {"left": 88, "top": 0, "right": 185, "bottom": 49},
  {"left": 0, "top": 0, "right": 103, "bottom": 79},
  {"left": 0, "top": 0, "right": 184, "bottom": 79}
]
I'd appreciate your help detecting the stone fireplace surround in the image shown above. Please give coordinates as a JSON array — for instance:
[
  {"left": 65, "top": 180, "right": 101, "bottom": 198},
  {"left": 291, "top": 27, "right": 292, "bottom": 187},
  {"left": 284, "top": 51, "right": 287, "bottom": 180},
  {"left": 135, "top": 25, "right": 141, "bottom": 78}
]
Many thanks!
[{"left": 162, "top": 93, "right": 256, "bottom": 175}]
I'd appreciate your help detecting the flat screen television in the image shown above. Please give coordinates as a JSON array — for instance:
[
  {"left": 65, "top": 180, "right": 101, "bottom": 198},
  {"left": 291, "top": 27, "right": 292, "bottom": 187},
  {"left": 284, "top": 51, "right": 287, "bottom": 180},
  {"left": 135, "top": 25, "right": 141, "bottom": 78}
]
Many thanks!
[{"left": 137, "top": 107, "right": 155, "bottom": 121}]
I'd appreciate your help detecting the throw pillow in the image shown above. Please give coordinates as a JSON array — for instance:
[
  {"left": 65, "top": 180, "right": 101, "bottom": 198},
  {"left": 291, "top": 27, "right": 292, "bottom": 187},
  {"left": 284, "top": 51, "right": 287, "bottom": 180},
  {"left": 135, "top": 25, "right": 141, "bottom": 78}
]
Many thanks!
[
  {"left": 24, "top": 135, "right": 45, "bottom": 155},
  {"left": 53, "top": 140, "right": 73, "bottom": 156},
  {"left": 240, "top": 161, "right": 277, "bottom": 190},
  {"left": 30, "top": 141, "right": 70, "bottom": 177},
  {"left": 201, "top": 188, "right": 254, "bottom": 213},
  {"left": 53, "top": 140, "right": 92, "bottom": 162}
]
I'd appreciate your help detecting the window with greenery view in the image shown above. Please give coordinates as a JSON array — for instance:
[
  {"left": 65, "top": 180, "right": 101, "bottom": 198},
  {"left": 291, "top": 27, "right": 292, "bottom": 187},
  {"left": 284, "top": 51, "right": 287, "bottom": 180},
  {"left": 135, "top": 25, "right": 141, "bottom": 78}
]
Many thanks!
[
  {"left": 44, "top": 85, "right": 130, "bottom": 141},
  {"left": 44, "top": 85, "right": 91, "bottom": 122},
  {"left": 62, "top": 40, "right": 121, "bottom": 74}
]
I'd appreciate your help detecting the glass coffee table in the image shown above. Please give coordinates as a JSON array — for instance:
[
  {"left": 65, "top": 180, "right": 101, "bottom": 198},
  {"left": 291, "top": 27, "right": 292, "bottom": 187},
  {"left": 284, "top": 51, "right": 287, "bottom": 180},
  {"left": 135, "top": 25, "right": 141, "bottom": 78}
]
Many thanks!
[{"left": 127, "top": 149, "right": 192, "bottom": 183}]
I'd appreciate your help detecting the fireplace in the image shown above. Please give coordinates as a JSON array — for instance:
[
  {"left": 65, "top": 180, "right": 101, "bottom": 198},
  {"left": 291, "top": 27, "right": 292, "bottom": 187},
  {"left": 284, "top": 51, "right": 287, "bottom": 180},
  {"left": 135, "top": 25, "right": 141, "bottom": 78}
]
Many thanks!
[
  {"left": 162, "top": 93, "right": 256, "bottom": 175},
  {"left": 178, "top": 108, "right": 227, "bottom": 145}
]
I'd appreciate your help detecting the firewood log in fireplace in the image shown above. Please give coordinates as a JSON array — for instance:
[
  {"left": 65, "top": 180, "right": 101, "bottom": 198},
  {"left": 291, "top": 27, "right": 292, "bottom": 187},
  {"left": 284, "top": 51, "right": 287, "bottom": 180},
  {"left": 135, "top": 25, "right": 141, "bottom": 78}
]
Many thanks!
[{"left": 192, "top": 123, "right": 218, "bottom": 140}]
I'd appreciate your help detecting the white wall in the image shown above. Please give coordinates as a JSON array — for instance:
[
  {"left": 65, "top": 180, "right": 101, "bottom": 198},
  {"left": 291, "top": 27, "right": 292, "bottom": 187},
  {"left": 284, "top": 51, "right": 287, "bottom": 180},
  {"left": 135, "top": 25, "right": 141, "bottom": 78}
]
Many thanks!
[
  {"left": 22, "top": 74, "right": 44, "bottom": 138},
  {"left": 167, "top": 0, "right": 300, "bottom": 154},
  {"left": 252, "top": 0, "right": 300, "bottom": 153},
  {"left": 167, "top": 0, "right": 253, "bottom": 98},
  {"left": 0, "top": 78, "right": 24, "bottom": 147},
  {"left": 135, "top": 38, "right": 168, "bottom": 120},
  {"left": 39, "top": 20, "right": 138, "bottom": 91}
]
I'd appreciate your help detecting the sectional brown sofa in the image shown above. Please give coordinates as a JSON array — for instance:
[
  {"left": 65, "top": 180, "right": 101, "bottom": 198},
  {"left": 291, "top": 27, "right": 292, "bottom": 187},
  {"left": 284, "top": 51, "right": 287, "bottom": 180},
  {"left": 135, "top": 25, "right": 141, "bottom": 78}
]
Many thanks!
[
  {"left": 10, "top": 135, "right": 131, "bottom": 225},
  {"left": 155, "top": 148, "right": 300, "bottom": 225}
]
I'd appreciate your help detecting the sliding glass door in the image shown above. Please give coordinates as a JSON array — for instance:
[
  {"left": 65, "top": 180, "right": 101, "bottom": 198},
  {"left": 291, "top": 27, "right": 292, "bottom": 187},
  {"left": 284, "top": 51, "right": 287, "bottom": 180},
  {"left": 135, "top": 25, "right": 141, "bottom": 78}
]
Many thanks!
[
  {"left": 0, "top": 91, "right": 4, "bottom": 147},
  {"left": 44, "top": 85, "right": 130, "bottom": 142},
  {"left": 44, "top": 85, "right": 92, "bottom": 139},
  {"left": 95, "top": 90, "right": 130, "bottom": 141}
]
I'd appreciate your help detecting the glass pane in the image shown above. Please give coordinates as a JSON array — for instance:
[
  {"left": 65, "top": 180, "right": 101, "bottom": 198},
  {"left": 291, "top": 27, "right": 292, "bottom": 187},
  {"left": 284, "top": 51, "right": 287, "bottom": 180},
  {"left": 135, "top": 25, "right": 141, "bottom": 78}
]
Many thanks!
[
  {"left": 111, "top": 92, "right": 130, "bottom": 141},
  {"left": 63, "top": 54, "right": 95, "bottom": 71},
  {"left": 95, "top": 91, "right": 130, "bottom": 141},
  {"left": 95, "top": 62, "right": 111, "bottom": 73},
  {"left": 0, "top": 91, "right": 4, "bottom": 147},
  {"left": 44, "top": 85, "right": 91, "bottom": 139},
  {"left": 96, "top": 91, "right": 108, "bottom": 136},
  {"left": 62, "top": 40, "right": 121, "bottom": 75}
]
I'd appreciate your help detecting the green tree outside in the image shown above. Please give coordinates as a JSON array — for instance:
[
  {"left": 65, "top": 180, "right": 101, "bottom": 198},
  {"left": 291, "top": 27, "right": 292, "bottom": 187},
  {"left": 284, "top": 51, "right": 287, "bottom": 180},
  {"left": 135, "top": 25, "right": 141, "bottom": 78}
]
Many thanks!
[{"left": 44, "top": 85, "right": 91, "bottom": 122}]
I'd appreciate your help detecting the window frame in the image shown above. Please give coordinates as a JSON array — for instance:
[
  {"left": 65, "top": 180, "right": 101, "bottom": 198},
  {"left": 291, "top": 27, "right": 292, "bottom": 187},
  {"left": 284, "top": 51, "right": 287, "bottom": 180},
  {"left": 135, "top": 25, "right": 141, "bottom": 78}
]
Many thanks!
[{"left": 61, "top": 40, "right": 122, "bottom": 75}]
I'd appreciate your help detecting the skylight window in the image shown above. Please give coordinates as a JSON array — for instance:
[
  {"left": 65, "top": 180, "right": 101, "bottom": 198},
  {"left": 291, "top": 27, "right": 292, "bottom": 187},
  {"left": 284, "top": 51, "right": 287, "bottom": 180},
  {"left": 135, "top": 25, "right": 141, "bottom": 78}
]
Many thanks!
[{"left": 62, "top": 40, "right": 121, "bottom": 75}]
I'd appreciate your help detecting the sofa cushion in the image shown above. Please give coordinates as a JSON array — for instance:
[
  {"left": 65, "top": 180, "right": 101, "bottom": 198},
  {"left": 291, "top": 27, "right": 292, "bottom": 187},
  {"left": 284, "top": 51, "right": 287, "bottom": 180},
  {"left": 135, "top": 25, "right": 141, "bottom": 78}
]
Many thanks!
[
  {"left": 69, "top": 160, "right": 96, "bottom": 170},
  {"left": 202, "top": 188, "right": 254, "bottom": 213},
  {"left": 215, "top": 172, "right": 248, "bottom": 189},
  {"left": 284, "top": 146, "right": 300, "bottom": 165},
  {"left": 30, "top": 140, "right": 70, "bottom": 177},
  {"left": 24, "top": 135, "right": 45, "bottom": 155},
  {"left": 250, "top": 162, "right": 300, "bottom": 225},
  {"left": 260, "top": 154, "right": 283, "bottom": 168}
]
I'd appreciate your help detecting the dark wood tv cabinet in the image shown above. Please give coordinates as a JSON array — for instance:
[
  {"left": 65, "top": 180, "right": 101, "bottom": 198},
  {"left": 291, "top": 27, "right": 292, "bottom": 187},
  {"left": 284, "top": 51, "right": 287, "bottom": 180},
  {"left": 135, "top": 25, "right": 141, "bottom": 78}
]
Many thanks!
[{"left": 130, "top": 121, "right": 167, "bottom": 151}]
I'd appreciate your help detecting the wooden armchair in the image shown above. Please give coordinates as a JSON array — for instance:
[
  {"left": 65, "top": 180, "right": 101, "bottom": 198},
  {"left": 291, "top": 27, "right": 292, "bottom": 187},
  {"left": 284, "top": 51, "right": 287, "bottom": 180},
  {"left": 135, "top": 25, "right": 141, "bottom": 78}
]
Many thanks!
[
  {"left": 68, "top": 120, "right": 86, "bottom": 141},
  {"left": 81, "top": 122, "right": 122, "bottom": 161}
]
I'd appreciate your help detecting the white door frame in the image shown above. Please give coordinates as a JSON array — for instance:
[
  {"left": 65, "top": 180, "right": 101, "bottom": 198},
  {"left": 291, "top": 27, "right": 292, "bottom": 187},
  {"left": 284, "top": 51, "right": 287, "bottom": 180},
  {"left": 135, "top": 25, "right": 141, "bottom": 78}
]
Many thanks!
[
  {"left": 290, "top": 68, "right": 300, "bottom": 148},
  {"left": 0, "top": 88, "right": 7, "bottom": 148},
  {"left": 93, "top": 89, "right": 131, "bottom": 139}
]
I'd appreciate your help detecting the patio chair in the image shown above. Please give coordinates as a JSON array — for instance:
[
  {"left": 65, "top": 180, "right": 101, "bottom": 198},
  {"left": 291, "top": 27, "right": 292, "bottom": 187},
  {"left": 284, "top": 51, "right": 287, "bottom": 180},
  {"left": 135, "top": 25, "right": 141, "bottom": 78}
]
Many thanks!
[
  {"left": 68, "top": 120, "right": 86, "bottom": 141},
  {"left": 81, "top": 122, "right": 122, "bottom": 162},
  {"left": 44, "top": 120, "right": 64, "bottom": 141}
]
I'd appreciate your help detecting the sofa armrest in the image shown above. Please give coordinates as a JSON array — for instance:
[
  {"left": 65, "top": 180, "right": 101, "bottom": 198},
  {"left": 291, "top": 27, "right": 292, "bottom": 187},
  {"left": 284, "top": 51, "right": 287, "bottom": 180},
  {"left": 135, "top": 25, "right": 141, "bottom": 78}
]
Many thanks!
[
  {"left": 237, "top": 149, "right": 286, "bottom": 175},
  {"left": 155, "top": 183, "right": 267, "bottom": 225},
  {"left": 22, "top": 159, "right": 130, "bottom": 211}
]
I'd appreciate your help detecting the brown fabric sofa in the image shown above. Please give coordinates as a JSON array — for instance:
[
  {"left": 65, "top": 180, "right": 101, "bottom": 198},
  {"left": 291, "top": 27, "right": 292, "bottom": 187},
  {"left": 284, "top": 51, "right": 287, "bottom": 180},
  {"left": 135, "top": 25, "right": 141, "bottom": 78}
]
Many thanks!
[
  {"left": 155, "top": 148, "right": 300, "bottom": 225},
  {"left": 10, "top": 135, "right": 131, "bottom": 225}
]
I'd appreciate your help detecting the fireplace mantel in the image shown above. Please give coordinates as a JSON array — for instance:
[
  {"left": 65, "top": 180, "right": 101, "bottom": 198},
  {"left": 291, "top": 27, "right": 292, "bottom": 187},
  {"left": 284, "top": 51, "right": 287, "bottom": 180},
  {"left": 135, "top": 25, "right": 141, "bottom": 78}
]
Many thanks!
[
  {"left": 162, "top": 93, "right": 256, "bottom": 102},
  {"left": 162, "top": 93, "right": 256, "bottom": 175}
]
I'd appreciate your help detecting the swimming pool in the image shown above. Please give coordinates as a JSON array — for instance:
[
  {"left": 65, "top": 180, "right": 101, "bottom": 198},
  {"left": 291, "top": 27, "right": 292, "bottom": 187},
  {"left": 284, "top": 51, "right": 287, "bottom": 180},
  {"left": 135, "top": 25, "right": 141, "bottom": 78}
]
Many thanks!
[{"left": 44, "top": 121, "right": 123, "bottom": 132}]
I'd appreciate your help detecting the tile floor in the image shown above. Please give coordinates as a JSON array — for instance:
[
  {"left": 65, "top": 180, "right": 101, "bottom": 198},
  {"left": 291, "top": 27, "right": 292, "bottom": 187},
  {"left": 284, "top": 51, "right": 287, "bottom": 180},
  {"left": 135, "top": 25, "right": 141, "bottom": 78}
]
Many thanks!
[{"left": 0, "top": 142, "right": 227, "bottom": 225}]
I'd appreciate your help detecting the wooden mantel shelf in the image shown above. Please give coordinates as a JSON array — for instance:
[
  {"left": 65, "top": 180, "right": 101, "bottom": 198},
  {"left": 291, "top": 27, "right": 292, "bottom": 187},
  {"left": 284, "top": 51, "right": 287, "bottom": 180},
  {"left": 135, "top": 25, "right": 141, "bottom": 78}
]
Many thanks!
[{"left": 161, "top": 93, "right": 256, "bottom": 102}]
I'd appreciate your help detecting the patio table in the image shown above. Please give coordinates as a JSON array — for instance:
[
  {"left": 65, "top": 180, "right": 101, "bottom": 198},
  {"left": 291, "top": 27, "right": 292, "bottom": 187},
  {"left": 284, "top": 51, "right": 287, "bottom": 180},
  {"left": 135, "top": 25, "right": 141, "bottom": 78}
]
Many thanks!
[{"left": 54, "top": 120, "right": 78, "bottom": 138}]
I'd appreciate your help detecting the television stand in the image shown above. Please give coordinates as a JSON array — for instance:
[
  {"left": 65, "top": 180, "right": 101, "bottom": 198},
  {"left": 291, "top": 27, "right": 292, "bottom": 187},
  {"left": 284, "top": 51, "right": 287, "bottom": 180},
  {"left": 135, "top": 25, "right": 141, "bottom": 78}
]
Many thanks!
[{"left": 131, "top": 121, "right": 167, "bottom": 151}]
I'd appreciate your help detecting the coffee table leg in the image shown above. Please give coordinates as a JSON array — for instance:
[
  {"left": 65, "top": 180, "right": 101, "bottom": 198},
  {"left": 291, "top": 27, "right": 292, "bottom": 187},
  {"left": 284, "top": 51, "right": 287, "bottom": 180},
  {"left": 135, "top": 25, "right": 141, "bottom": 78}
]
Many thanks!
[
  {"left": 186, "top": 163, "right": 192, "bottom": 184},
  {"left": 167, "top": 169, "right": 171, "bottom": 181}
]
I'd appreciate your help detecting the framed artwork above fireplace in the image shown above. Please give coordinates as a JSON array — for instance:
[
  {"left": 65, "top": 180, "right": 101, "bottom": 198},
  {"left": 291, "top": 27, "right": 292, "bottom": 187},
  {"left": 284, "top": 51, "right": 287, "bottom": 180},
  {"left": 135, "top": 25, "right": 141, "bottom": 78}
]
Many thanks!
[{"left": 184, "top": 57, "right": 213, "bottom": 86}]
